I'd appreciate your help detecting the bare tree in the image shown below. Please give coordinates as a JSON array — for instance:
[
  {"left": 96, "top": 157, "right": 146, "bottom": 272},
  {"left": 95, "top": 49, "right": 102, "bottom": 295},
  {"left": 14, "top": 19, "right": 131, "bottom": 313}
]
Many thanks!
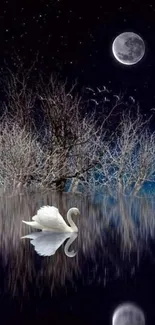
[
  {"left": 0, "top": 121, "right": 41, "bottom": 191},
  {"left": 36, "top": 77, "right": 130, "bottom": 192},
  {"left": 1, "top": 64, "right": 133, "bottom": 194},
  {"left": 93, "top": 108, "right": 155, "bottom": 197},
  {"left": 1, "top": 59, "right": 38, "bottom": 134},
  {"left": 0, "top": 118, "right": 74, "bottom": 193},
  {"left": 131, "top": 129, "right": 155, "bottom": 196},
  {"left": 1, "top": 67, "right": 108, "bottom": 192},
  {"left": 36, "top": 76, "right": 114, "bottom": 191}
]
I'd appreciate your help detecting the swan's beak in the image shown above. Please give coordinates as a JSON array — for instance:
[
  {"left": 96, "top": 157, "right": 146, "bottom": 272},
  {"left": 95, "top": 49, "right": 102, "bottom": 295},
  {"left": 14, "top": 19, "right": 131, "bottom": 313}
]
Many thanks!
[{"left": 76, "top": 209, "right": 80, "bottom": 215}]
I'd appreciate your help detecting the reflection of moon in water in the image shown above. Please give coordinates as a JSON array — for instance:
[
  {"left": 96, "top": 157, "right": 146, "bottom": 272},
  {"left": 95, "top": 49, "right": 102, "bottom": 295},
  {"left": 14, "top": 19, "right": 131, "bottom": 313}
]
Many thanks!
[
  {"left": 112, "top": 32, "right": 145, "bottom": 65},
  {"left": 112, "top": 302, "right": 145, "bottom": 325}
]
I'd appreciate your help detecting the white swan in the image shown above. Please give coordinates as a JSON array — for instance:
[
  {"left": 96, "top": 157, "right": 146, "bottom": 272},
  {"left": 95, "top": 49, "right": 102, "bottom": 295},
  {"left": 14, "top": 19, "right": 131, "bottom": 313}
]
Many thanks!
[
  {"left": 21, "top": 232, "right": 78, "bottom": 257},
  {"left": 22, "top": 206, "right": 79, "bottom": 232}
]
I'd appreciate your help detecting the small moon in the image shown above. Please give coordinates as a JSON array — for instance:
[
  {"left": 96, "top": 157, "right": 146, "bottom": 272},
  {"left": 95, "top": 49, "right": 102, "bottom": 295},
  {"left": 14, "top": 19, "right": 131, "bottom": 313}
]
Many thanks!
[
  {"left": 112, "top": 302, "right": 145, "bottom": 325},
  {"left": 112, "top": 32, "right": 145, "bottom": 65}
]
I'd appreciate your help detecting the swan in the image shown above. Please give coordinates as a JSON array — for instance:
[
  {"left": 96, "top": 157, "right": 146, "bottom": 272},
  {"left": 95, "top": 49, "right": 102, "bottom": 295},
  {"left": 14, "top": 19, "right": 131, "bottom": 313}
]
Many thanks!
[
  {"left": 22, "top": 206, "right": 79, "bottom": 232},
  {"left": 21, "top": 231, "right": 78, "bottom": 257}
]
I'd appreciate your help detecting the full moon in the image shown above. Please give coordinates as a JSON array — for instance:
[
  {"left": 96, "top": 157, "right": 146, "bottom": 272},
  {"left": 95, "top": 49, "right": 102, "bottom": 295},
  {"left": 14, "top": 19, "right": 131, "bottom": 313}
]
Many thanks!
[
  {"left": 112, "top": 302, "right": 145, "bottom": 325},
  {"left": 112, "top": 32, "right": 145, "bottom": 65}
]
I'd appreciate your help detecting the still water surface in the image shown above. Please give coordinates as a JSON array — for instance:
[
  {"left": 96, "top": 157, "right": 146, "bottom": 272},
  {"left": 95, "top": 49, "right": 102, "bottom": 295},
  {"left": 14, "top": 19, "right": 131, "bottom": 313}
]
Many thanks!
[{"left": 0, "top": 190, "right": 155, "bottom": 325}]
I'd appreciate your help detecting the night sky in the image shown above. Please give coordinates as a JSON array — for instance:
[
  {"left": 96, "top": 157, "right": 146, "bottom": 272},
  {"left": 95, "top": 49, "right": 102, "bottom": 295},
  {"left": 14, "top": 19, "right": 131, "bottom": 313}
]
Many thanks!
[
  {"left": 2, "top": 2, "right": 155, "bottom": 322},
  {"left": 2, "top": 0, "right": 155, "bottom": 120}
]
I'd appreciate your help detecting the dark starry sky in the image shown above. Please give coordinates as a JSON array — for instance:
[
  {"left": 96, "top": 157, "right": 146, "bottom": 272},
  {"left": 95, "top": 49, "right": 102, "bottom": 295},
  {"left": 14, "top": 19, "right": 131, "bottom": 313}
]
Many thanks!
[{"left": 2, "top": 0, "right": 155, "bottom": 120}]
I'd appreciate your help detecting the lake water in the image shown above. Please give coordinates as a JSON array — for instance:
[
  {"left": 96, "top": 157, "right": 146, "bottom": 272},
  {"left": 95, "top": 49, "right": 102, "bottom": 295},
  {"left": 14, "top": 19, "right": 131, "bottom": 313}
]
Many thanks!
[{"left": 0, "top": 189, "right": 155, "bottom": 325}]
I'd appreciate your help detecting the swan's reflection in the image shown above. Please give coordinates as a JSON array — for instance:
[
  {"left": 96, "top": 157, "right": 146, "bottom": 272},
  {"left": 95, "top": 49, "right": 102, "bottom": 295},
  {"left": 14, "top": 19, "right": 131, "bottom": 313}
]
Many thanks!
[{"left": 21, "top": 231, "right": 78, "bottom": 257}]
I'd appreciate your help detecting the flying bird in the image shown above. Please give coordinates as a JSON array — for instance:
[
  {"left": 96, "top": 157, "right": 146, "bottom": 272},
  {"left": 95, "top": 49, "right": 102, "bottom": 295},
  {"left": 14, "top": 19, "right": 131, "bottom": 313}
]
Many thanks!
[
  {"left": 129, "top": 96, "right": 135, "bottom": 103},
  {"left": 104, "top": 97, "right": 110, "bottom": 102},
  {"left": 86, "top": 87, "right": 95, "bottom": 93},
  {"left": 22, "top": 205, "right": 79, "bottom": 232},
  {"left": 97, "top": 87, "right": 104, "bottom": 93},
  {"left": 113, "top": 95, "right": 120, "bottom": 100},
  {"left": 90, "top": 99, "right": 99, "bottom": 105},
  {"left": 102, "top": 86, "right": 110, "bottom": 93}
]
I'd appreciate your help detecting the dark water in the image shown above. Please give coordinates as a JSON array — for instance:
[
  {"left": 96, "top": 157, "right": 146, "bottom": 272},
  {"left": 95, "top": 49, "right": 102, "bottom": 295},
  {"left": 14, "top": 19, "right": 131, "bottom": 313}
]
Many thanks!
[{"left": 0, "top": 190, "right": 155, "bottom": 324}]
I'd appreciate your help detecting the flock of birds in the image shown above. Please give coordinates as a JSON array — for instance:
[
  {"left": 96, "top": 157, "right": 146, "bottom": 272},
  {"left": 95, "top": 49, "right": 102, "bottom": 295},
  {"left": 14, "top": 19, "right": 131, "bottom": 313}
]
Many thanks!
[
  {"left": 38, "top": 84, "right": 137, "bottom": 110},
  {"left": 85, "top": 86, "right": 136, "bottom": 106},
  {"left": 38, "top": 84, "right": 155, "bottom": 112}
]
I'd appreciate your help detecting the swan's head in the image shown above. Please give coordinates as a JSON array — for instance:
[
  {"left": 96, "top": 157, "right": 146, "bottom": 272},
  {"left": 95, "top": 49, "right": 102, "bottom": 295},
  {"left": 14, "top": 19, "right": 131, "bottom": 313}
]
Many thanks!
[{"left": 71, "top": 208, "right": 80, "bottom": 215}]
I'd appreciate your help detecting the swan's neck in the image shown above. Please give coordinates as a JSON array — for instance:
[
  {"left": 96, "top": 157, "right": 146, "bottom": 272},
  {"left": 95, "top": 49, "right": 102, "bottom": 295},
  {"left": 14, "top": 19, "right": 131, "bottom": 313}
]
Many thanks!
[
  {"left": 67, "top": 209, "right": 78, "bottom": 232},
  {"left": 64, "top": 233, "right": 78, "bottom": 257}
]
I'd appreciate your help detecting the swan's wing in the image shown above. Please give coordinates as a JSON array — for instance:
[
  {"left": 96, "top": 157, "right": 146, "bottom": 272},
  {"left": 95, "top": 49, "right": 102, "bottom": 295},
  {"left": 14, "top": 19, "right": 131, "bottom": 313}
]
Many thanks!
[
  {"left": 32, "top": 206, "right": 58, "bottom": 221},
  {"left": 22, "top": 220, "right": 43, "bottom": 230},
  {"left": 32, "top": 215, "right": 38, "bottom": 221},
  {"left": 32, "top": 206, "right": 59, "bottom": 221},
  {"left": 21, "top": 232, "right": 43, "bottom": 240},
  {"left": 33, "top": 206, "right": 69, "bottom": 231},
  {"left": 22, "top": 231, "right": 71, "bottom": 256}
]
